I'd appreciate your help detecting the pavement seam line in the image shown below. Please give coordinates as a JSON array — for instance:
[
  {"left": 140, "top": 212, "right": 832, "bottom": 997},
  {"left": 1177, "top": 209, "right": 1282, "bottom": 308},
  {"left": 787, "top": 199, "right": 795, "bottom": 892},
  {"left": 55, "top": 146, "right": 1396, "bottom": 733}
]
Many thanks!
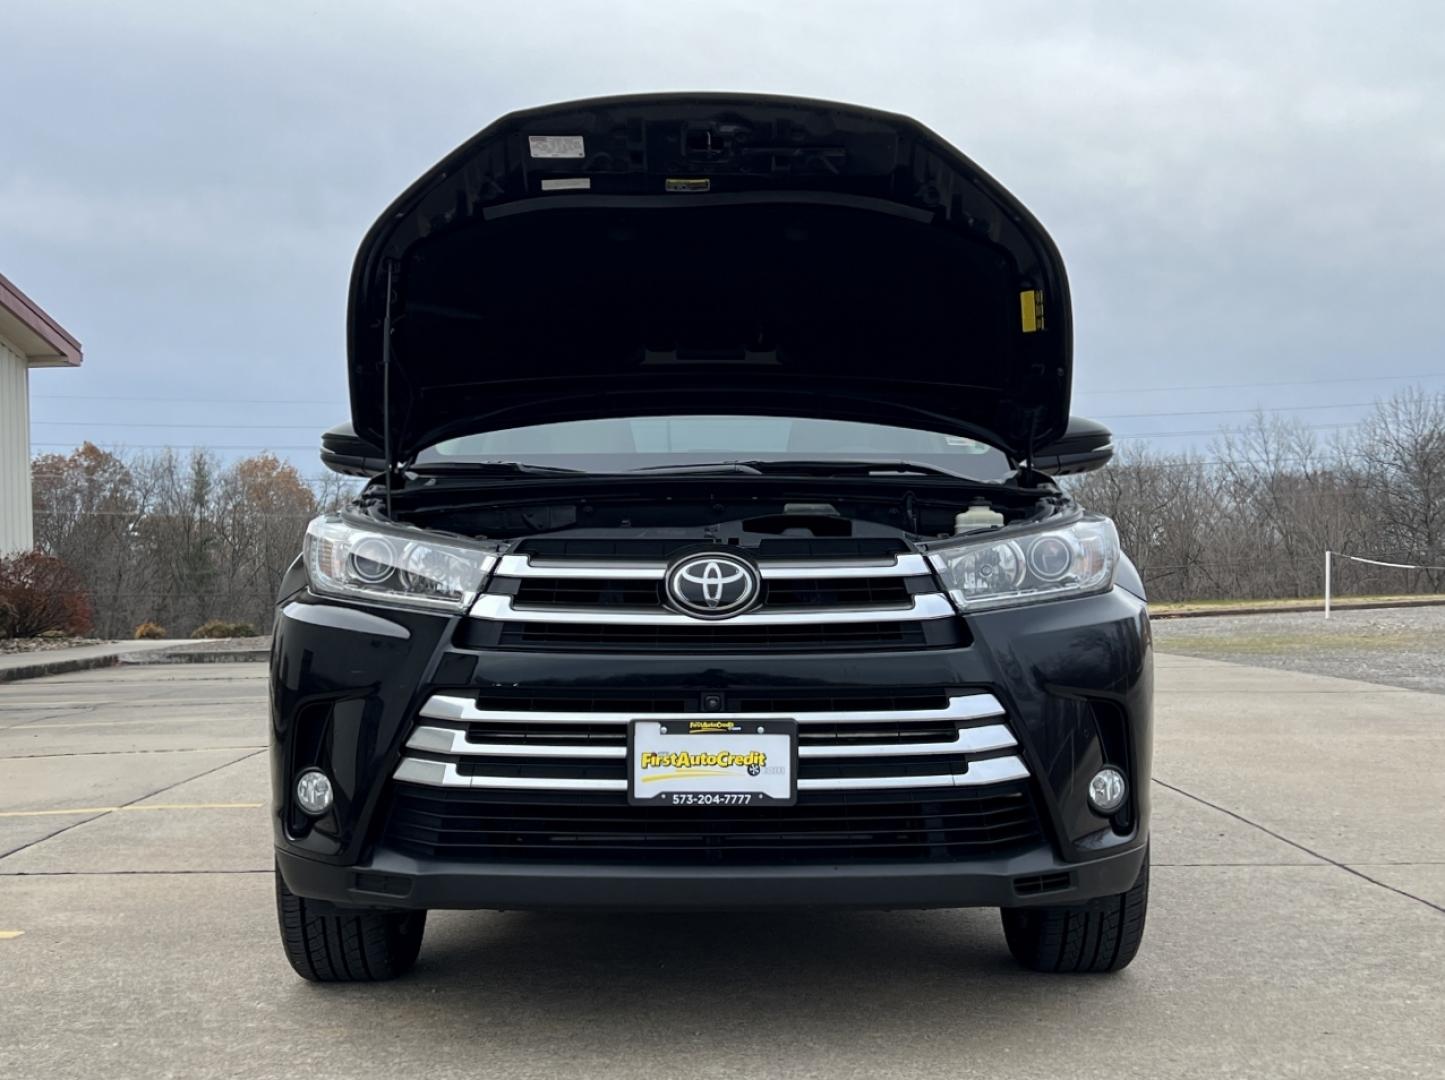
[
  {"left": 0, "top": 697, "right": 264, "bottom": 707},
  {"left": 0, "top": 803, "right": 263, "bottom": 818},
  {"left": 8, "top": 718, "right": 253, "bottom": 731},
  {"left": 0, "top": 748, "right": 267, "bottom": 863},
  {"left": 0, "top": 705, "right": 100, "bottom": 732},
  {"left": 0, "top": 869, "right": 271, "bottom": 877},
  {"left": 0, "top": 746, "right": 265, "bottom": 761},
  {"left": 1154, "top": 861, "right": 1333, "bottom": 867},
  {"left": 1152, "top": 778, "right": 1445, "bottom": 917}
]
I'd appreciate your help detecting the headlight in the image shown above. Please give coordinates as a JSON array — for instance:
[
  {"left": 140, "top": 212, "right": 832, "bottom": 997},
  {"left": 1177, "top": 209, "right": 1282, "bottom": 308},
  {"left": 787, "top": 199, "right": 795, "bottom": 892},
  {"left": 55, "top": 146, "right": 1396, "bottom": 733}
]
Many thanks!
[
  {"left": 924, "top": 514, "right": 1119, "bottom": 612},
  {"left": 304, "top": 515, "right": 497, "bottom": 612}
]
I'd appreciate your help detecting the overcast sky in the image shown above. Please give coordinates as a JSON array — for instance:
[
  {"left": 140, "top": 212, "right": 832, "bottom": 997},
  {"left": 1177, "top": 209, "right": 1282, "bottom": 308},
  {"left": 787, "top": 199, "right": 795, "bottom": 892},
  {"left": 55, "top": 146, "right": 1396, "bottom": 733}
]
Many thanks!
[{"left": 6, "top": 0, "right": 1443, "bottom": 476}]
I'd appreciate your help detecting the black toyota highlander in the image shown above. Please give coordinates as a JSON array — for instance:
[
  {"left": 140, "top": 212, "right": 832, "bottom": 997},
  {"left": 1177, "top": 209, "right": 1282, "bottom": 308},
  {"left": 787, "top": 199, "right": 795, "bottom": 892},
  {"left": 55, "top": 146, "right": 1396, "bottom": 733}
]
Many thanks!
[{"left": 270, "top": 93, "right": 1152, "bottom": 981}]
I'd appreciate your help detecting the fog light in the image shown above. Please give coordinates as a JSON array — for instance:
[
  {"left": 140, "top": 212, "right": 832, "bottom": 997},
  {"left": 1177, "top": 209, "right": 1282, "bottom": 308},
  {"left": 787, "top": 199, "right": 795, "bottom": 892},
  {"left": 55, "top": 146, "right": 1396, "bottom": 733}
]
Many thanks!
[
  {"left": 1087, "top": 767, "right": 1127, "bottom": 814},
  {"left": 294, "top": 769, "right": 334, "bottom": 815}
]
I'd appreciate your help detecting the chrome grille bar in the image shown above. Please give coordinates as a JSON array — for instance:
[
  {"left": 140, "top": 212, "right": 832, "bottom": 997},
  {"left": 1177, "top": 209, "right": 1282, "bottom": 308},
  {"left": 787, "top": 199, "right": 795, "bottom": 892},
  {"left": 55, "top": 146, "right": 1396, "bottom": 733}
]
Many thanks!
[
  {"left": 405, "top": 727, "right": 625, "bottom": 757},
  {"left": 469, "top": 592, "right": 954, "bottom": 624},
  {"left": 392, "top": 754, "right": 1031, "bottom": 792},
  {"left": 405, "top": 722, "right": 1017, "bottom": 759},
  {"left": 392, "top": 759, "right": 623, "bottom": 791},
  {"left": 418, "top": 692, "right": 1006, "bottom": 726},
  {"left": 397, "top": 683, "right": 1027, "bottom": 797},
  {"left": 493, "top": 553, "right": 931, "bottom": 580}
]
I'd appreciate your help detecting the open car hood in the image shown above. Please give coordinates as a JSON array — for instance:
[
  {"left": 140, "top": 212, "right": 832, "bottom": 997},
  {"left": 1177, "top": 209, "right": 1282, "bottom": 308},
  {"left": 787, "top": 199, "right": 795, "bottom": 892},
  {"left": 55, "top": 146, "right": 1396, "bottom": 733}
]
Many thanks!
[{"left": 348, "top": 94, "right": 1072, "bottom": 465}]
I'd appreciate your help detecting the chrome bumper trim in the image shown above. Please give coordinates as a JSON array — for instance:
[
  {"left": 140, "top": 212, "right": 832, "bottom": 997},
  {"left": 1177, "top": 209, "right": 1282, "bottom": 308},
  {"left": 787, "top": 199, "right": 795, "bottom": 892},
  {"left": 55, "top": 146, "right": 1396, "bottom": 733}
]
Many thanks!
[
  {"left": 493, "top": 553, "right": 931, "bottom": 580},
  {"left": 418, "top": 692, "right": 1006, "bottom": 726},
  {"left": 391, "top": 753, "right": 1030, "bottom": 792},
  {"left": 467, "top": 592, "right": 955, "bottom": 625},
  {"left": 405, "top": 722, "right": 1017, "bottom": 759}
]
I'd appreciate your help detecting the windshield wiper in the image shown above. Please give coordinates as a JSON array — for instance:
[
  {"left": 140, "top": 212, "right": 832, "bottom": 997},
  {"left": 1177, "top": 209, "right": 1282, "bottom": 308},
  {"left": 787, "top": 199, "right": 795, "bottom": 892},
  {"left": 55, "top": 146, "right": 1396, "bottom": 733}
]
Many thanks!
[
  {"left": 633, "top": 459, "right": 960, "bottom": 478},
  {"left": 408, "top": 460, "right": 588, "bottom": 476},
  {"left": 628, "top": 461, "right": 765, "bottom": 475},
  {"left": 756, "top": 459, "right": 960, "bottom": 477}
]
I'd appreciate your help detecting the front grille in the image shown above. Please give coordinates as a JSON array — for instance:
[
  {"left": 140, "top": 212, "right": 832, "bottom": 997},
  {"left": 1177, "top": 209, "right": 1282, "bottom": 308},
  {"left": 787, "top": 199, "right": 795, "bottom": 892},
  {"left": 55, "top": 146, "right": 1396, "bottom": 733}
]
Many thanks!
[
  {"left": 466, "top": 545, "right": 961, "bottom": 654},
  {"left": 512, "top": 579, "right": 662, "bottom": 608},
  {"left": 481, "top": 619, "right": 956, "bottom": 652},
  {"left": 761, "top": 577, "right": 912, "bottom": 607},
  {"left": 508, "top": 576, "right": 914, "bottom": 610},
  {"left": 455, "top": 691, "right": 960, "bottom": 747},
  {"left": 442, "top": 752, "right": 1007, "bottom": 784},
  {"left": 382, "top": 785, "right": 1044, "bottom": 866},
  {"left": 733, "top": 690, "right": 949, "bottom": 713},
  {"left": 393, "top": 687, "right": 1026, "bottom": 783},
  {"left": 467, "top": 689, "right": 951, "bottom": 714},
  {"left": 457, "top": 718, "right": 963, "bottom": 747},
  {"left": 387, "top": 687, "right": 1037, "bottom": 866}
]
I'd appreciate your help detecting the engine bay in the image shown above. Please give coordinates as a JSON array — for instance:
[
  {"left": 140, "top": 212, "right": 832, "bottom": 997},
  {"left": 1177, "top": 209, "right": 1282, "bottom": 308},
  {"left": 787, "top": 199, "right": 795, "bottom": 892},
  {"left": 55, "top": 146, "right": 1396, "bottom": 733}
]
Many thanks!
[{"left": 363, "top": 473, "right": 1065, "bottom": 546}]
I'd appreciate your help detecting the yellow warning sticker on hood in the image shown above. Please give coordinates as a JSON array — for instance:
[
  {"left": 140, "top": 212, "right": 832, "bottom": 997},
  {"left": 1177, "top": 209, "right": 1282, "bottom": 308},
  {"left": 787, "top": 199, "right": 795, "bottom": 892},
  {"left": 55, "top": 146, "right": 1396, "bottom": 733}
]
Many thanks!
[{"left": 1020, "top": 289, "right": 1045, "bottom": 333}]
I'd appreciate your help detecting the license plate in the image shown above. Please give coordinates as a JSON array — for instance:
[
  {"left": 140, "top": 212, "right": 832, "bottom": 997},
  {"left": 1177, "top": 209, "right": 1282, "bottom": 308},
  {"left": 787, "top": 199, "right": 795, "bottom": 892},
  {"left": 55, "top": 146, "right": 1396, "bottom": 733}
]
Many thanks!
[{"left": 628, "top": 718, "right": 797, "bottom": 806}]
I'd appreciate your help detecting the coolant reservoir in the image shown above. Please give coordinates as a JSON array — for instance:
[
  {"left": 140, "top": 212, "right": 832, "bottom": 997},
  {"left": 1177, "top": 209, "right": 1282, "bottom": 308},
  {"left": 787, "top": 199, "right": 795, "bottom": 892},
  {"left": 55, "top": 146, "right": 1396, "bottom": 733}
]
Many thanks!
[{"left": 953, "top": 503, "right": 1005, "bottom": 534}]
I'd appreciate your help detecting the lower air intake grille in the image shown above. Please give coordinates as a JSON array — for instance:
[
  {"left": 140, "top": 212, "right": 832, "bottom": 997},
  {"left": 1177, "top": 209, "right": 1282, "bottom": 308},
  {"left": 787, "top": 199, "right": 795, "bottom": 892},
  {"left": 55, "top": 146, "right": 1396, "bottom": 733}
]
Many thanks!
[
  {"left": 1013, "top": 871, "right": 1073, "bottom": 897},
  {"left": 381, "top": 785, "right": 1044, "bottom": 866}
]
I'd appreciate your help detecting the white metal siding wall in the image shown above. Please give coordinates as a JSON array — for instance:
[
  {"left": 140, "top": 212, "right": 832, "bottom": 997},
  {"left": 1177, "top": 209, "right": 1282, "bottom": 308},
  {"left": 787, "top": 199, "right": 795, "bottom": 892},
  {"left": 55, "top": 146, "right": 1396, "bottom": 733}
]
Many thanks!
[{"left": 0, "top": 335, "right": 33, "bottom": 554}]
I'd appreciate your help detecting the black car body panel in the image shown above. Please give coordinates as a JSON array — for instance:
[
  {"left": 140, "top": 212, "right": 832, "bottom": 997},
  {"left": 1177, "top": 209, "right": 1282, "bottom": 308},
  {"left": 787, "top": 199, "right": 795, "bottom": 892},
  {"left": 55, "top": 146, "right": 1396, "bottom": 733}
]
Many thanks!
[
  {"left": 270, "top": 581, "right": 1150, "bottom": 910},
  {"left": 347, "top": 93, "right": 1072, "bottom": 464},
  {"left": 273, "top": 96, "right": 1151, "bottom": 937}
]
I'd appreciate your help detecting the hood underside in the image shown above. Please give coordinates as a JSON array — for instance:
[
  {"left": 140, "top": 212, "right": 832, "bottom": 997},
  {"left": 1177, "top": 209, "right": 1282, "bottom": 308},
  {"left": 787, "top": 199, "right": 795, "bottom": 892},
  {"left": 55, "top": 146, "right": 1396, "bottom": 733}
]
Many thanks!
[{"left": 348, "top": 94, "right": 1073, "bottom": 464}]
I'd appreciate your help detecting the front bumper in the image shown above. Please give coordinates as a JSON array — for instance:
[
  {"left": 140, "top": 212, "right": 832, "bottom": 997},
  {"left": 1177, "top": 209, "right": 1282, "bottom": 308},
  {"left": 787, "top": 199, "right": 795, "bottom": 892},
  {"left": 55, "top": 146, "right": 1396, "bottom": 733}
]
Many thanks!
[
  {"left": 276, "top": 838, "right": 1147, "bottom": 912},
  {"left": 269, "top": 582, "right": 1152, "bottom": 911}
]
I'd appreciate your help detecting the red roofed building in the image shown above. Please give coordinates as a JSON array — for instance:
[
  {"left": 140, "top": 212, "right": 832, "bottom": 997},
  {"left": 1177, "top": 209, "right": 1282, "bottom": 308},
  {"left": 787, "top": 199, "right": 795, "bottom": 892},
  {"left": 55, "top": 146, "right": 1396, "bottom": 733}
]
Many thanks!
[{"left": 0, "top": 273, "right": 84, "bottom": 554}]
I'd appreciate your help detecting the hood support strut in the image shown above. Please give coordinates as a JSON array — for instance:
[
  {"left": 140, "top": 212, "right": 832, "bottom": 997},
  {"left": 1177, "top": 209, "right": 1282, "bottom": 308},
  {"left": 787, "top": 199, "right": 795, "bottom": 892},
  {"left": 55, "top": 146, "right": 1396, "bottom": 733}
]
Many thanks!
[{"left": 381, "top": 260, "right": 397, "bottom": 518}]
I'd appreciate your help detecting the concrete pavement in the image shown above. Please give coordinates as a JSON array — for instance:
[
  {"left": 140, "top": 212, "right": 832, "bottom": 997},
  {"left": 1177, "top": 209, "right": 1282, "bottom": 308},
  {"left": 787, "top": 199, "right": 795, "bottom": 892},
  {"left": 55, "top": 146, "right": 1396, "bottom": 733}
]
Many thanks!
[
  {"left": 0, "top": 637, "right": 271, "bottom": 684},
  {"left": 0, "top": 639, "right": 204, "bottom": 683},
  {"left": 0, "top": 657, "right": 1441, "bottom": 1079}
]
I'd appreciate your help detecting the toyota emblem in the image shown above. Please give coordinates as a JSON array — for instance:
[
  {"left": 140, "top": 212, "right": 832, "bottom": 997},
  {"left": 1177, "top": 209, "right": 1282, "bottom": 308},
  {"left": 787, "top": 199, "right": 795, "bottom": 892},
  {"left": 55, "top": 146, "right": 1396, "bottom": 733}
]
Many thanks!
[{"left": 665, "top": 552, "right": 761, "bottom": 619}]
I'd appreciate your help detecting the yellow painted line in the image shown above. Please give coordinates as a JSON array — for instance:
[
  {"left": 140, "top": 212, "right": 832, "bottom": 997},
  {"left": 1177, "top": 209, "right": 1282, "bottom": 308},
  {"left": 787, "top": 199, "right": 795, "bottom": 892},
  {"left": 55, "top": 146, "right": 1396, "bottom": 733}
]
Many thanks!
[
  {"left": 0, "top": 931, "right": 24, "bottom": 940},
  {"left": 0, "top": 802, "right": 263, "bottom": 818}
]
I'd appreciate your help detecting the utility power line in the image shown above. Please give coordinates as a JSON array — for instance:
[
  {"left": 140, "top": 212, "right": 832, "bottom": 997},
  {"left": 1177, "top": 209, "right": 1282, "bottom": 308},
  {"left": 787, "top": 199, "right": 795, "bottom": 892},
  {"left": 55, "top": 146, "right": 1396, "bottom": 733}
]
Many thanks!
[
  {"left": 33, "top": 421, "right": 336, "bottom": 430},
  {"left": 1076, "top": 372, "right": 1445, "bottom": 395},
  {"left": 31, "top": 443, "right": 320, "bottom": 451},
  {"left": 32, "top": 372, "right": 1445, "bottom": 408},
  {"left": 34, "top": 510, "right": 322, "bottom": 519},
  {"left": 32, "top": 394, "right": 345, "bottom": 406},
  {"left": 1115, "top": 422, "right": 1358, "bottom": 440},
  {"left": 1094, "top": 402, "right": 1377, "bottom": 420},
  {"left": 30, "top": 474, "right": 342, "bottom": 484},
  {"left": 26, "top": 426, "right": 1359, "bottom": 453},
  {"left": 28, "top": 399, "right": 1396, "bottom": 429}
]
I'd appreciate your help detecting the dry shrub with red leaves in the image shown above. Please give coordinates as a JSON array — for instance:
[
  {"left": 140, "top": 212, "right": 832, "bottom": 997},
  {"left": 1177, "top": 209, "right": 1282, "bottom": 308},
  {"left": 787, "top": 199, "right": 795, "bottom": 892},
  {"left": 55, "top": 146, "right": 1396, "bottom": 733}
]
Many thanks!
[{"left": 0, "top": 552, "right": 94, "bottom": 638}]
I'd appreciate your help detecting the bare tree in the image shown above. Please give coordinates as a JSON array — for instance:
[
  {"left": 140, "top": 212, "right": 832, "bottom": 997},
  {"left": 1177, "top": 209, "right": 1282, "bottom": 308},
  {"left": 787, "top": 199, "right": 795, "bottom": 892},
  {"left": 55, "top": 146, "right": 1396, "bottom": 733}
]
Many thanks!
[
  {"left": 26, "top": 389, "right": 1444, "bottom": 626},
  {"left": 1356, "top": 389, "right": 1445, "bottom": 589}
]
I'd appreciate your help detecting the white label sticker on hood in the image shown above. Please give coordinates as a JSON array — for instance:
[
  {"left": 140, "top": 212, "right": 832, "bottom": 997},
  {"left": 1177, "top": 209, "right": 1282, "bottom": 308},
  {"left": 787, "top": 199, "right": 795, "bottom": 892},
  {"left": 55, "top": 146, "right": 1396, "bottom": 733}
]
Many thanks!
[
  {"left": 528, "top": 135, "right": 585, "bottom": 159},
  {"left": 541, "top": 177, "right": 591, "bottom": 191}
]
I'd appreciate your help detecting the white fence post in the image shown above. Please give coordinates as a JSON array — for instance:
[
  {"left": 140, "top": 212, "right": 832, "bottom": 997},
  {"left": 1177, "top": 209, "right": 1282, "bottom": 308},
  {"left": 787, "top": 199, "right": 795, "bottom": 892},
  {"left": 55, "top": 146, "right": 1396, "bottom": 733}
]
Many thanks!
[{"left": 1324, "top": 550, "right": 1332, "bottom": 620}]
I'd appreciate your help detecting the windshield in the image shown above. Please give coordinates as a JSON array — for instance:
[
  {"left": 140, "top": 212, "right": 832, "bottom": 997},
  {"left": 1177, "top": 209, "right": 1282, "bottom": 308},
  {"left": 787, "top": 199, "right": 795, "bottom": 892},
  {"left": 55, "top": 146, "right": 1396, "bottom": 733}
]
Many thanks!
[{"left": 418, "top": 416, "right": 1013, "bottom": 480}]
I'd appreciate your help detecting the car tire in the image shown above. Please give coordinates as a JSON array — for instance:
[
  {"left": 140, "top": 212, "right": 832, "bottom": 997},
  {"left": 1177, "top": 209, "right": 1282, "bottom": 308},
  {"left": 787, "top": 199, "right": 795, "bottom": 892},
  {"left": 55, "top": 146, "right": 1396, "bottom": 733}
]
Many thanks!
[
  {"left": 274, "top": 864, "right": 426, "bottom": 982},
  {"left": 1000, "top": 848, "right": 1149, "bottom": 974}
]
